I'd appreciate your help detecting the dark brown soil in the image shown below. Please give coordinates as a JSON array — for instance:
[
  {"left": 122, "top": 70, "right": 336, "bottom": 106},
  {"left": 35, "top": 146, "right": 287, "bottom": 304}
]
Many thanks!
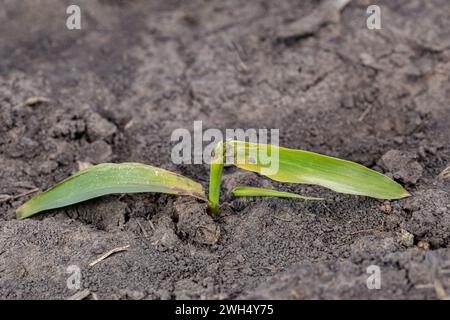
[{"left": 1, "top": 0, "right": 450, "bottom": 300}]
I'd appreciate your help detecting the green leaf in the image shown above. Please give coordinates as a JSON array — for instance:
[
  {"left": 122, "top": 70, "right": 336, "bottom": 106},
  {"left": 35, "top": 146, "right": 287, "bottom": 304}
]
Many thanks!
[
  {"left": 16, "top": 163, "right": 206, "bottom": 219},
  {"left": 226, "top": 140, "right": 410, "bottom": 200},
  {"left": 232, "top": 187, "right": 324, "bottom": 200},
  {"left": 208, "top": 141, "right": 224, "bottom": 214}
]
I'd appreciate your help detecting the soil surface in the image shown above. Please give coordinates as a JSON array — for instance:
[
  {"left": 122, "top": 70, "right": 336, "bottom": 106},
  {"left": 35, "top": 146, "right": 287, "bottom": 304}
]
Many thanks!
[{"left": 1, "top": 0, "right": 450, "bottom": 300}]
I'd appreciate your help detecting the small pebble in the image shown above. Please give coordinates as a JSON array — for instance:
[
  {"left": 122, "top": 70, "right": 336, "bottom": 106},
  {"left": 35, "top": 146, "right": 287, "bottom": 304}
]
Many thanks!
[
  {"left": 380, "top": 201, "right": 392, "bottom": 214},
  {"left": 417, "top": 240, "right": 430, "bottom": 250},
  {"left": 399, "top": 229, "right": 414, "bottom": 247}
]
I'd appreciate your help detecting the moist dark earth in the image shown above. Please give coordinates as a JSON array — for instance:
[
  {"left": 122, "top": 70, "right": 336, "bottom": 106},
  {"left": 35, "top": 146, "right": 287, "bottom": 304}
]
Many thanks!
[{"left": 1, "top": 0, "right": 450, "bottom": 300}]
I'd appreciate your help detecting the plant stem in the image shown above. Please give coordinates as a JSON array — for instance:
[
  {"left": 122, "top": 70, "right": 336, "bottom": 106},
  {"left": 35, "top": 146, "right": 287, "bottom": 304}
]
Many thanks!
[{"left": 208, "top": 140, "right": 224, "bottom": 214}]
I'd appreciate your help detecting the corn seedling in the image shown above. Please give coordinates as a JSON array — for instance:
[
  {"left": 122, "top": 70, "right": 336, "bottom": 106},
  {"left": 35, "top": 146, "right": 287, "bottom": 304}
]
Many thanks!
[{"left": 16, "top": 140, "right": 410, "bottom": 219}]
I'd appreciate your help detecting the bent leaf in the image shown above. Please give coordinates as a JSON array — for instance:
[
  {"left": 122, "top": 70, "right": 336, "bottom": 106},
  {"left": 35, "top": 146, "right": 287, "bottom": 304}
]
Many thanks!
[
  {"left": 232, "top": 187, "right": 324, "bottom": 200},
  {"left": 226, "top": 140, "right": 410, "bottom": 200},
  {"left": 16, "top": 163, "right": 206, "bottom": 219}
]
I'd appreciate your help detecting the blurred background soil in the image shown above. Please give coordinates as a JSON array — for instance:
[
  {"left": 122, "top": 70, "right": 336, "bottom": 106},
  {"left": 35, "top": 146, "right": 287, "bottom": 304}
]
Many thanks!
[{"left": 0, "top": 0, "right": 449, "bottom": 299}]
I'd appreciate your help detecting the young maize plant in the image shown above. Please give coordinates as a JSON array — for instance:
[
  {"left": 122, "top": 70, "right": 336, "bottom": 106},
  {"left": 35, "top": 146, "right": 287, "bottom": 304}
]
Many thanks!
[{"left": 16, "top": 140, "right": 409, "bottom": 219}]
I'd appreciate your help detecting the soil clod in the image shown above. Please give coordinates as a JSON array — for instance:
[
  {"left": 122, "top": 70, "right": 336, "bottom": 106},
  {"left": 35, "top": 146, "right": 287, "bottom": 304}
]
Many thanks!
[
  {"left": 380, "top": 150, "right": 423, "bottom": 185},
  {"left": 173, "top": 197, "right": 220, "bottom": 245}
]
